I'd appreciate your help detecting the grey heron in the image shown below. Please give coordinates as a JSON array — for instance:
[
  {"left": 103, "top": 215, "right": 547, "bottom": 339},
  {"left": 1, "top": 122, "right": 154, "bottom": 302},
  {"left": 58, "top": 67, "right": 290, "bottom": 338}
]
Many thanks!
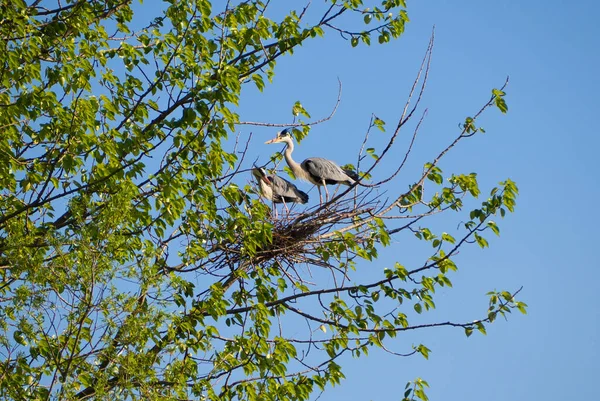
[
  {"left": 265, "top": 129, "right": 356, "bottom": 204},
  {"left": 251, "top": 166, "right": 309, "bottom": 217}
]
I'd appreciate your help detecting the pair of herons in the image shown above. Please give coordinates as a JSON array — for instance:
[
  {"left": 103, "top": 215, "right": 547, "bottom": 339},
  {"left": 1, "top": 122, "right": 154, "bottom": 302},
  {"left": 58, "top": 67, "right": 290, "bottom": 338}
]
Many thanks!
[{"left": 252, "top": 128, "right": 358, "bottom": 216}]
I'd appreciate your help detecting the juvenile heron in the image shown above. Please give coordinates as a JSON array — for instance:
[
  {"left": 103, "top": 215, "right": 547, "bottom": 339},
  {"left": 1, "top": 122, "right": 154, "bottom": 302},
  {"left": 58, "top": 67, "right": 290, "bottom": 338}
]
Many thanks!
[
  {"left": 265, "top": 128, "right": 356, "bottom": 204},
  {"left": 251, "top": 167, "right": 309, "bottom": 217}
]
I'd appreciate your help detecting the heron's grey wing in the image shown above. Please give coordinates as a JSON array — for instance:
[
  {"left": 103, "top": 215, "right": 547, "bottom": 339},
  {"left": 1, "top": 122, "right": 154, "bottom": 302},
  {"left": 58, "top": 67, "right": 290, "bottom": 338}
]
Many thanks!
[
  {"left": 302, "top": 157, "right": 354, "bottom": 185},
  {"left": 270, "top": 175, "right": 309, "bottom": 204}
]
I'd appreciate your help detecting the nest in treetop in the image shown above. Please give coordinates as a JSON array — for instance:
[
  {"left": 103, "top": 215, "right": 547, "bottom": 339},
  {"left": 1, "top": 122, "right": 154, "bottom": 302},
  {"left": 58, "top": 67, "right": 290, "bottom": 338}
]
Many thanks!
[
  {"left": 255, "top": 196, "right": 375, "bottom": 265},
  {"left": 200, "top": 187, "right": 379, "bottom": 282}
]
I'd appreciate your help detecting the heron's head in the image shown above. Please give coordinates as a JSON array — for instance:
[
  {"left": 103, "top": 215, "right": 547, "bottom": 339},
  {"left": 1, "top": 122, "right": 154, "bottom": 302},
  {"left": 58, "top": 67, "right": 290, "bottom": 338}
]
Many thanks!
[
  {"left": 265, "top": 128, "right": 293, "bottom": 145},
  {"left": 251, "top": 166, "right": 271, "bottom": 185}
]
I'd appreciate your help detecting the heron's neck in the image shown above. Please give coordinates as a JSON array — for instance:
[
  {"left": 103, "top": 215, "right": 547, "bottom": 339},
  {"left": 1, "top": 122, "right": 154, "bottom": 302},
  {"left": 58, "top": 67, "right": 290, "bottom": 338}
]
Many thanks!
[{"left": 283, "top": 140, "right": 308, "bottom": 181}]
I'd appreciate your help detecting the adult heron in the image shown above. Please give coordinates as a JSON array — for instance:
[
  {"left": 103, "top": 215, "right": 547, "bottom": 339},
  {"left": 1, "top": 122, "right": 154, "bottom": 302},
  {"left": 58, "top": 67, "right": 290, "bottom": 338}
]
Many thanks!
[
  {"left": 251, "top": 166, "right": 309, "bottom": 217},
  {"left": 265, "top": 128, "right": 356, "bottom": 204}
]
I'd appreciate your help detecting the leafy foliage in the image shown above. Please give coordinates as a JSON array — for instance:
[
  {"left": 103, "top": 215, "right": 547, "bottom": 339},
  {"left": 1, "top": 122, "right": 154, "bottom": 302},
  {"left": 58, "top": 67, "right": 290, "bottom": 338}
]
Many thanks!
[{"left": 0, "top": 1, "right": 525, "bottom": 400}]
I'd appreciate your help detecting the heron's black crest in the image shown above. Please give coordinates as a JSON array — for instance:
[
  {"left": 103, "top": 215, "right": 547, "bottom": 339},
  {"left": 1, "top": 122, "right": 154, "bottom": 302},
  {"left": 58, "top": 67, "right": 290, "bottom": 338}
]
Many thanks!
[{"left": 278, "top": 128, "right": 292, "bottom": 138}]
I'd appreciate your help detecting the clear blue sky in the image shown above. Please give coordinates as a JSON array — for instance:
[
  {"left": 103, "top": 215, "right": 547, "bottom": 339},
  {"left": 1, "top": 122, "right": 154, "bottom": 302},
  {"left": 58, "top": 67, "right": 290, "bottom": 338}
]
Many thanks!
[{"left": 233, "top": 1, "right": 600, "bottom": 400}]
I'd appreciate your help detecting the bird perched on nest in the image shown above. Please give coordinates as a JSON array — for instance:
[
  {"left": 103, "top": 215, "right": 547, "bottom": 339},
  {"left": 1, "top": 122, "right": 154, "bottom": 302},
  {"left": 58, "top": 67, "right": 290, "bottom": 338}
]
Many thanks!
[
  {"left": 251, "top": 166, "right": 309, "bottom": 217},
  {"left": 265, "top": 128, "right": 357, "bottom": 204}
]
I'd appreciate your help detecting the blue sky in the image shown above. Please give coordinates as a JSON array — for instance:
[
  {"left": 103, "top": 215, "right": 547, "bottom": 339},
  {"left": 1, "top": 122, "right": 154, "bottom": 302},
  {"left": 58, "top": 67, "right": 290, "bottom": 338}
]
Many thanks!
[{"left": 233, "top": 1, "right": 600, "bottom": 400}]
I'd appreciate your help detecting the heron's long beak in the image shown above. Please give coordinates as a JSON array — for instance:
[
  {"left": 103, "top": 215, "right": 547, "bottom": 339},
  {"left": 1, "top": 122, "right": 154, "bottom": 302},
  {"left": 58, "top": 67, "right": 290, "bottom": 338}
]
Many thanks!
[
  {"left": 252, "top": 166, "right": 272, "bottom": 185},
  {"left": 264, "top": 137, "right": 281, "bottom": 145}
]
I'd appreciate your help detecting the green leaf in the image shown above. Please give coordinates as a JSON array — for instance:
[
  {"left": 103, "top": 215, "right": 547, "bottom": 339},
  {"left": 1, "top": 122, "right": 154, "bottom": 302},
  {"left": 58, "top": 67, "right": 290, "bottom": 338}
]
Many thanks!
[
  {"left": 79, "top": 373, "right": 93, "bottom": 387},
  {"left": 373, "top": 116, "right": 386, "bottom": 132},
  {"left": 251, "top": 74, "right": 265, "bottom": 92},
  {"left": 416, "top": 344, "right": 431, "bottom": 360},
  {"left": 487, "top": 221, "right": 500, "bottom": 236},
  {"left": 474, "top": 233, "right": 489, "bottom": 248},
  {"left": 182, "top": 107, "right": 196, "bottom": 124},
  {"left": 516, "top": 302, "right": 528, "bottom": 314},
  {"left": 366, "top": 147, "right": 379, "bottom": 160},
  {"left": 13, "top": 331, "right": 26, "bottom": 346},
  {"left": 441, "top": 232, "right": 456, "bottom": 244},
  {"left": 292, "top": 101, "right": 311, "bottom": 118},
  {"left": 495, "top": 97, "right": 508, "bottom": 113}
]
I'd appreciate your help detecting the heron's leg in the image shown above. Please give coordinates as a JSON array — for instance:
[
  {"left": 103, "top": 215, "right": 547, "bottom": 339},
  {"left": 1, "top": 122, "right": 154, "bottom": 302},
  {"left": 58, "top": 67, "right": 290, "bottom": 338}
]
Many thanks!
[
  {"left": 282, "top": 199, "right": 290, "bottom": 214},
  {"left": 323, "top": 184, "right": 330, "bottom": 203},
  {"left": 317, "top": 186, "right": 323, "bottom": 205},
  {"left": 272, "top": 201, "right": 278, "bottom": 219}
]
